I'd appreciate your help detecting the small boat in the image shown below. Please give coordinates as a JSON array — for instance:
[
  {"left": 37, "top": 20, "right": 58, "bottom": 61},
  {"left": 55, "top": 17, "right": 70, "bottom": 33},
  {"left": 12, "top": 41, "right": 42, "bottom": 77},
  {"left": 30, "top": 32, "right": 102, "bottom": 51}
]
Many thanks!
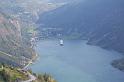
[{"left": 60, "top": 39, "right": 64, "bottom": 46}]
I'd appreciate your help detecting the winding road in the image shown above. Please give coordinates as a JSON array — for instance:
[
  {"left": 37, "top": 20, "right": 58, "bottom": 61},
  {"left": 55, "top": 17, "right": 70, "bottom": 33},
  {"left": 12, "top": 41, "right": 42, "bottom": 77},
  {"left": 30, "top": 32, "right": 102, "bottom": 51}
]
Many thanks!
[
  {"left": 22, "top": 72, "right": 36, "bottom": 82},
  {"left": 0, "top": 48, "right": 37, "bottom": 82},
  {"left": 21, "top": 60, "right": 37, "bottom": 82}
]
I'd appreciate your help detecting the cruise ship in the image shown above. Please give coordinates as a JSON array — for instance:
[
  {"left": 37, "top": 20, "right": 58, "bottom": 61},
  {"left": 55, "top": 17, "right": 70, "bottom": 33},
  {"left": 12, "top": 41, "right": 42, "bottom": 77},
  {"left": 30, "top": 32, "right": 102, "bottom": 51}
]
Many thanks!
[{"left": 60, "top": 40, "right": 64, "bottom": 46}]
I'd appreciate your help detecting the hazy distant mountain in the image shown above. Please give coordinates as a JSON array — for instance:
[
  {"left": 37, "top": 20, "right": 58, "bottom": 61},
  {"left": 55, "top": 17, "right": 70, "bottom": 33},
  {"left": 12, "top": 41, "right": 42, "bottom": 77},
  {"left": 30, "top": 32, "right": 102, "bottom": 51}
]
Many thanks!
[{"left": 38, "top": 0, "right": 124, "bottom": 53}]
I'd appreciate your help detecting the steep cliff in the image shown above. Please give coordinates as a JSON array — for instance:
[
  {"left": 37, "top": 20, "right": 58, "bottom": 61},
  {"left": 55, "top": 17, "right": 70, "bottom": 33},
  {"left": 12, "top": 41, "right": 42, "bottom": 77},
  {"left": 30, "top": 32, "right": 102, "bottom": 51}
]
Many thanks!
[
  {"left": 0, "top": 12, "right": 34, "bottom": 67},
  {"left": 0, "top": 0, "right": 60, "bottom": 67}
]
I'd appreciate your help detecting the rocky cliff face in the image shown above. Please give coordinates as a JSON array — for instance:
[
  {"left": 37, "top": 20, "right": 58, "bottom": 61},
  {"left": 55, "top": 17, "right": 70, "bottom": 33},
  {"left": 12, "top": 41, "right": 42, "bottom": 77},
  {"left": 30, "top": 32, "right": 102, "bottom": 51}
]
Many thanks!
[
  {"left": 0, "top": 0, "right": 60, "bottom": 67},
  {"left": 0, "top": 0, "right": 36, "bottom": 66},
  {"left": 0, "top": 13, "right": 33, "bottom": 67}
]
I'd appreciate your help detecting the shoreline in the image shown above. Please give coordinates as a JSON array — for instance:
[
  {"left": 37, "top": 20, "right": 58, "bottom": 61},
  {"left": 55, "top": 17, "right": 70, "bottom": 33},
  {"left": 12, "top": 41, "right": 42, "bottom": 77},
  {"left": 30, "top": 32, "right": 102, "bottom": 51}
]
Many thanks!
[
  {"left": 111, "top": 58, "right": 124, "bottom": 72},
  {"left": 20, "top": 50, "right": 38, "bottom": 82},
  {"left": 23, "top": 50, "right": 38, "bottom": 70},
  {"left": 32, "top": 39, "right": 124, "bottom": 72}
]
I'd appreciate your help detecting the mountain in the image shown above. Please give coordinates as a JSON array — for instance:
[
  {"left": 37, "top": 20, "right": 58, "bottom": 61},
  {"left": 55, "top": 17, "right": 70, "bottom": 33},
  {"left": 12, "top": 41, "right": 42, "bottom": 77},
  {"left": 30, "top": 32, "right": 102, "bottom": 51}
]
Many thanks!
[
  {"left": 37, "top": 0, "right": 124, "bottom": 52},
  {"left": 0, "top": 0, "right": 58, "bottom": 67},
  {"left": 0, "top": 12, "right": 34, "bottom": 67},
  {"left": 0, "top": 0, "right": 32, "bottom": 67}
]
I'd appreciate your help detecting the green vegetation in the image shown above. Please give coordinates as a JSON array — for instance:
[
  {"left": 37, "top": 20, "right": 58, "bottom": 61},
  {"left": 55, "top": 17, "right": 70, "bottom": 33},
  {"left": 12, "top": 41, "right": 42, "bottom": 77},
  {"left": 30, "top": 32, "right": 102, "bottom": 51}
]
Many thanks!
[
  {"left": 0, "top": 1, "right": 57, "bottom": 82},
  {"left": 27, "top": 26, "right": 37, "bottom": 34},
  {"left": 33, "top": 73, "right": 57, "bottom": 82},
  {"left": 0, "top": 64, "right": 57, "bottom": 82},
  {"left": 0, "top": 64, "right": 28, "bottom": 82}
]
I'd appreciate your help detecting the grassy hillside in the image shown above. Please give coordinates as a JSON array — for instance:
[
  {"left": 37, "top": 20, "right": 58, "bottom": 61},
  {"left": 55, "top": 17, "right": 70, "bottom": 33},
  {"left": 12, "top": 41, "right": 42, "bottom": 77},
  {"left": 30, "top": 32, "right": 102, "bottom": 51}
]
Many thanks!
[
  {"left": 0, "top": 64, "right": 28, "bottom": 82},
  {"left": 0, "top": 64, "right": 56, "bottom": 82}
]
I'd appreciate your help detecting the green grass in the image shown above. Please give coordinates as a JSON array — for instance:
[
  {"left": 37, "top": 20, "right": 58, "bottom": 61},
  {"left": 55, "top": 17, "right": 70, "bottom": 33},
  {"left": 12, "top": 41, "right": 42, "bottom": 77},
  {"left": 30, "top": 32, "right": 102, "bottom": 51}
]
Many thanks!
[
  {"left": 0, "top": 65, "right": 28, "bottom": 82},
  {"left": 4, "top": 67, "right": 28, "bottom": 80},
  {"left": 27, "top": 27, "right": 37, "bottom": 34}
]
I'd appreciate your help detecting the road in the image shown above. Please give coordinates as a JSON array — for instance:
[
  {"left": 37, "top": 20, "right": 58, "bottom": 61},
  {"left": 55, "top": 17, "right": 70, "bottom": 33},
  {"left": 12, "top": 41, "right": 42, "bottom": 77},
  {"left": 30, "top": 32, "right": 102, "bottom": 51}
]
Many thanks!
[
  {"left": 22, "top": 72, "right": 36, "bottom": 82},
  {"left": 0, "top": 50, "right": 37, "bottom": 82},
  {"left": 21, "top": 57, "right": 37, "bottom": 82},
  {"left": 0, "top": 51, "right": 13, "bottom": 57}
]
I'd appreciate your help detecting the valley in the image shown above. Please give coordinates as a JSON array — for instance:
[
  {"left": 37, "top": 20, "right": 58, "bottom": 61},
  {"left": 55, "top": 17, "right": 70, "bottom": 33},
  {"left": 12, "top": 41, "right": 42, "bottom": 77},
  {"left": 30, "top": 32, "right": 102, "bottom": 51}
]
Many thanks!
[
  {"left": 0, "top": 0, "right": 124, "bottom": 82},
  {"left": 37, "top": 0, "right": 124, "bottom": 71}
]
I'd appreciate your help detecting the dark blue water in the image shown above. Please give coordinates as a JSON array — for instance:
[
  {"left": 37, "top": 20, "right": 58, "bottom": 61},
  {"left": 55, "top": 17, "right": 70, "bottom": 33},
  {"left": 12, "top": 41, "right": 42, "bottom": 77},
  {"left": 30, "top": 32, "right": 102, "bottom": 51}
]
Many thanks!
[{"left": 31, "top": 40, "right": 124, "bottom": 82}]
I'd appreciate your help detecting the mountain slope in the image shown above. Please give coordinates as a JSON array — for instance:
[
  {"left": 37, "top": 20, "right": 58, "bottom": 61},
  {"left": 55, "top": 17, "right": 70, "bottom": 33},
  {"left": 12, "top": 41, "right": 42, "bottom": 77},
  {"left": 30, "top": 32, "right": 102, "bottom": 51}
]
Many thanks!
[
  {"left": 0, "top": 13, "right": 34, "bottom": 67},
  {"left": 38, "top": 0, "right": 124, "bottom": 52},
  {"left": 0, "top": 0, "right": 60, "bottom": 67}
]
